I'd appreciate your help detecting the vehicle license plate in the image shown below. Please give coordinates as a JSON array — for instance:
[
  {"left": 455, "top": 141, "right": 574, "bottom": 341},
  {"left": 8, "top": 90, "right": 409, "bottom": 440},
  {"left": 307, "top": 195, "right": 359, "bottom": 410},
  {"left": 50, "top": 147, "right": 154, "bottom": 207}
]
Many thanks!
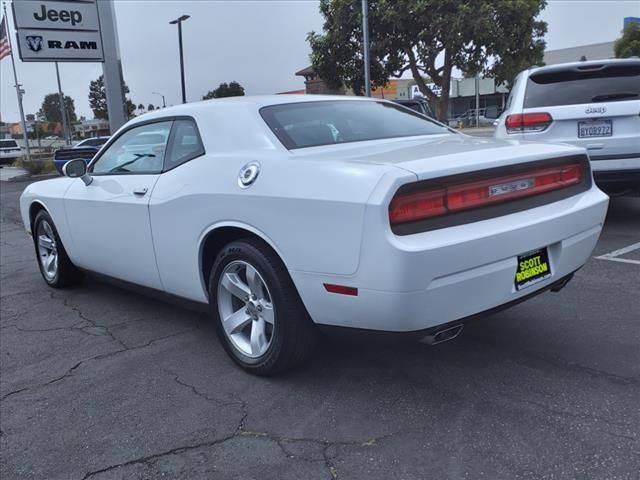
[
  {"left": 515, "top": 248, "right": 551, "bottom": 291},
  {"left": 578, "top": 120, "right": 612, "bottom": 138}
]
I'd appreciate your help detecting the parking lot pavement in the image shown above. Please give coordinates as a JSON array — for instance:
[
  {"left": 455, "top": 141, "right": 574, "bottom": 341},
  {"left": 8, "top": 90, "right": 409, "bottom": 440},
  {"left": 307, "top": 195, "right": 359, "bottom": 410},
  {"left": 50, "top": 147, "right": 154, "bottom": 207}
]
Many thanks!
[{"left": 1, "top": 179, "right": 639, "bottom": 480}]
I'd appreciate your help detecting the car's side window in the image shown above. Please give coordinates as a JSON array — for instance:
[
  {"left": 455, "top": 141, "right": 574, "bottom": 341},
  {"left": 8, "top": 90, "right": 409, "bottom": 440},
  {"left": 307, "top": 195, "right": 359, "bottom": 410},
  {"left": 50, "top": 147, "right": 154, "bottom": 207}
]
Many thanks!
[
  {"left": 91, "top": 121, "right": 173, "bottom": 174},
  {"left": 164, "top": 119, "right": 205, "bottom": 171}
]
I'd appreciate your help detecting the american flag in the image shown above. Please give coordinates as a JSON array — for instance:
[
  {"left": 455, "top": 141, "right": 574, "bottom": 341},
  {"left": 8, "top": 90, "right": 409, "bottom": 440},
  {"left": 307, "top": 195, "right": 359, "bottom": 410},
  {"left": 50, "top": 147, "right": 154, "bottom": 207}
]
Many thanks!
[{"left": 0, "top": 15, "right": 11, "bottom": 61}]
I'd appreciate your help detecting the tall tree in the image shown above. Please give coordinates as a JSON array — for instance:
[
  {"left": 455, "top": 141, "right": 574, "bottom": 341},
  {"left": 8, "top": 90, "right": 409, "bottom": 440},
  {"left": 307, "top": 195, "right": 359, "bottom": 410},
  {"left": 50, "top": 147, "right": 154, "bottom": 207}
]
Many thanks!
[
  {"left": 202, "top": 81, "right": 245, "bottom": 100},
  {"left": 88, "top": 75, "right": 136, "bottom": 120},
  {"left": 308, "top": 0, "right": 547, "bottom": 120},
  {"left": 137, "top": 103, "right": 145, "bottom": 113},
  {"left": 38, "top": 93, "right": 77, "bottom": 124},
  {"left": 148, "top": 104, "right": 155, "bottom": 111},
  {"left": 614, "top": 22, "right": 640, "bottom": 58}
]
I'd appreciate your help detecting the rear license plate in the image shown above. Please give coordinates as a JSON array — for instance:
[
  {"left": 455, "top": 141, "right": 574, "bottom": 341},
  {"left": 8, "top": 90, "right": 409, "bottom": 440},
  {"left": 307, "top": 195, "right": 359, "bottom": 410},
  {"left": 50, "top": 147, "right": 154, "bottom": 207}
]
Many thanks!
[
  {"left": 515, "top": 248, "right": 552, "bottom": 291},
  {"left": 578, "top": 120, "right": 612, "bottom": 138}
]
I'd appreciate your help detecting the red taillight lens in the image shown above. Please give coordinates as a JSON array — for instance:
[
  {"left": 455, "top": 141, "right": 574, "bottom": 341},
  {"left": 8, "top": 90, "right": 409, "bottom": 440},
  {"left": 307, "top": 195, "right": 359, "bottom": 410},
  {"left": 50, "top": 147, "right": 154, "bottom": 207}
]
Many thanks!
[
  {"left": 389, "top": 162, "right": 583, "bottom": 226},
  {"left": 388, "top": 188, "right": 446, "bottom": 224},
  {"left": 505, "top": 112, "right": 553, "bottom": 133}
]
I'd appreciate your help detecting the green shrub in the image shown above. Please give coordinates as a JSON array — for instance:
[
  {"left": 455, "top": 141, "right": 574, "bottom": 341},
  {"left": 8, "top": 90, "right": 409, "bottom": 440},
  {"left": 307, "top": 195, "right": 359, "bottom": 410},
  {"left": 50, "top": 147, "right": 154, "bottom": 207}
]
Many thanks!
[{"left": 14, "top": 156, "right": 56, "bottom": 176}]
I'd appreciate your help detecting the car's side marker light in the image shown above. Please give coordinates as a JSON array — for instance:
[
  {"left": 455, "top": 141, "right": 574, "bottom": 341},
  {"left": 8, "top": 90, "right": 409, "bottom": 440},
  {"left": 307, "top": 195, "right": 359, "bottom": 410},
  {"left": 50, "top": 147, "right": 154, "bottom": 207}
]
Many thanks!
[{"left": 324, "top": 284, "right": 359, "bottom": 296}]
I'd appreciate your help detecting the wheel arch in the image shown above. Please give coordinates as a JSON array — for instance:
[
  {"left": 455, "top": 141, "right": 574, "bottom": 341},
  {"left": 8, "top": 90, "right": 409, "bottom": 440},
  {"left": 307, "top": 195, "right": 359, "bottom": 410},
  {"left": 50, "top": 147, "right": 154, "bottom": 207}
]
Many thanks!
[
  {"left": 198, "top": 222, "right": 290, "bottom": 297},
  {"left": 28, "top": 200, "right": 49, "bottom": 233}
]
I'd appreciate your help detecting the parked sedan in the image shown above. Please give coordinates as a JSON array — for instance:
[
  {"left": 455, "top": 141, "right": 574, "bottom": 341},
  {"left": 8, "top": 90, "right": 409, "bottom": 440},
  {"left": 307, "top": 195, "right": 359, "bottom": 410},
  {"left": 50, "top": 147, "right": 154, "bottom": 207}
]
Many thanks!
[
  {"left": 73, "top": 136, "right": 111, "bottom": 149},
  {"left": 53, "top": 137, "right": 111, "bottom": 174},
  {"left": 20, "top": 96, "right": 608, "bottom": 374},
  {"left": 393, "top": 98, "right": 435, "bottom": 118}
]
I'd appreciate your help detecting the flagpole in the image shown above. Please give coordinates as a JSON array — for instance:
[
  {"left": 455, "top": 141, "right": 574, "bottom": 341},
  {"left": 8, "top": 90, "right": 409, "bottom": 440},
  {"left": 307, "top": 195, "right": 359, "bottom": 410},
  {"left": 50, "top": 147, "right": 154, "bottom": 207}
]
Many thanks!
[{"left": 3, "top": 3, "right": 31, "bottom": 161}]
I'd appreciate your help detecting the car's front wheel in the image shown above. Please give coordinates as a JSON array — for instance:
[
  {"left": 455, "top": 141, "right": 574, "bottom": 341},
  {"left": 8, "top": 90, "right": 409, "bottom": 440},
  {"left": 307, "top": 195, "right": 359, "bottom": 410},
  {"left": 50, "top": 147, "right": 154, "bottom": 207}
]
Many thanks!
[
  {"left": 33, "top": 210, "right": 83, "bottom": 288},
  {"left": 209, "top": 239, "right": 317, "bottom": 375}
]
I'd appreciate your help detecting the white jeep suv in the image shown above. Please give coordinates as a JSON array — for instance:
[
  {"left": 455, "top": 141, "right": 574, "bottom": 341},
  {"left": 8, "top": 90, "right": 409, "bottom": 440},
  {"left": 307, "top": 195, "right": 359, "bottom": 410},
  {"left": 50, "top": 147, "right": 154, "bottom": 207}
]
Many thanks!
[
  {"left": 495, "top": 58, "right": 640, "bottom": 194},
  {"left": 0, "top": 139, "right": 23, "bottom": 165}
]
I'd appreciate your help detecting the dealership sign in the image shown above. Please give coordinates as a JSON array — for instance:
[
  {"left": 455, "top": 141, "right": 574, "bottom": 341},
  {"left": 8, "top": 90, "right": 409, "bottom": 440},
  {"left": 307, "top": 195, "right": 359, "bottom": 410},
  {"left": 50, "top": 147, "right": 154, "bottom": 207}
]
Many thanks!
[
  {"left": 13, "top": 0, "right": 104, "bottom": 62},
  {"left": 411, "top": 84, "right": 443, "bottom": 98}
]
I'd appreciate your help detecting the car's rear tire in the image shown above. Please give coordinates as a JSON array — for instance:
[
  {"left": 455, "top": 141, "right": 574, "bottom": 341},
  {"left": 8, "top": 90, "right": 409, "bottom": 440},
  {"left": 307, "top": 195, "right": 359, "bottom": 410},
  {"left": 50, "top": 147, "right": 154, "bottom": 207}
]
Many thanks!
[
  {"left": 209, "top": 238, "right": 317, "bottom": 375},
  {"left": 33, "top": 210, "right": 83, "bottom": 288}
]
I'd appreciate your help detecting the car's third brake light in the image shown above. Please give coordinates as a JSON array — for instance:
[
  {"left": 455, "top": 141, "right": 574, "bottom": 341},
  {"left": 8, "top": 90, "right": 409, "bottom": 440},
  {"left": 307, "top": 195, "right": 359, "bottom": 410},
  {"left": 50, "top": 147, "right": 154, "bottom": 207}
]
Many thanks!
[
  {"left": 505, "top": 112, "right": 553, "bottom": 133},
  {"left": 389, "top": 162, "right": 584, "bottom": 226}
]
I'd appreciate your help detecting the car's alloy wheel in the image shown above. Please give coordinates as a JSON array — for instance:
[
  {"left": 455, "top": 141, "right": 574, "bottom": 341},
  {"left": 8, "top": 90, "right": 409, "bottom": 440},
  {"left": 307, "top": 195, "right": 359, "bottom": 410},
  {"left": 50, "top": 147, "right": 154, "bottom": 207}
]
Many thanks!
[
  {"left": 32, "top": 210, "right": 83, "bottom": 288},
  {"left": 217, "top": 260, "right": 275, "bottom": 358},
  {"left": 209, "top": 239, "right": 317, "bottom": 375},
  {"left": 36, "top": 219, "right": 59, "bottom": 281}
]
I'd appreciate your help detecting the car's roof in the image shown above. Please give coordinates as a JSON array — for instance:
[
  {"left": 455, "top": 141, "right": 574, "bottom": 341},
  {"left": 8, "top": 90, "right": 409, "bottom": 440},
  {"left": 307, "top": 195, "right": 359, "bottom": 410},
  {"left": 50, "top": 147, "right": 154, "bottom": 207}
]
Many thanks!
[
  {"left": 527, "top": 57, "right": 640, "bottom": 76},
  {"left": 135, "top": 94, "right": 383, "bottom": 124}
]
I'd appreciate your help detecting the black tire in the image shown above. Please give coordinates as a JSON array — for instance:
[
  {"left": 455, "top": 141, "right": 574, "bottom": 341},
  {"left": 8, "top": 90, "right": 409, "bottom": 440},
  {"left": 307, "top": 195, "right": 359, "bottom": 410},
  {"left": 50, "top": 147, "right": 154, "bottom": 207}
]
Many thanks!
[
  {"left": 209, "top": 238, "right": 317, "bottom": 375},
  {"left": 32, "top": 210, "right": 83, "bottom": 288}
]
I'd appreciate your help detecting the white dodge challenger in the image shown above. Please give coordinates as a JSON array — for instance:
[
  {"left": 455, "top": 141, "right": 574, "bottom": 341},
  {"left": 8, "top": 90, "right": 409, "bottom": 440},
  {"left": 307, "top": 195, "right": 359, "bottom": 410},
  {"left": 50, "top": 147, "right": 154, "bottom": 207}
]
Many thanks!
[{"left": 20, "top": 96, "right": 609, "bottom": 374}]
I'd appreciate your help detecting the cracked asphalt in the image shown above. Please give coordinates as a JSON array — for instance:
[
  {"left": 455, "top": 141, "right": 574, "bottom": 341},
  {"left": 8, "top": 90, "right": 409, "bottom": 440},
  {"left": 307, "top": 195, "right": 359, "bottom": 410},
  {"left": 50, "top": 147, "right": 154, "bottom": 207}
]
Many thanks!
[{"left": 1, "top": 179, "right": 639, "bottom": 480}]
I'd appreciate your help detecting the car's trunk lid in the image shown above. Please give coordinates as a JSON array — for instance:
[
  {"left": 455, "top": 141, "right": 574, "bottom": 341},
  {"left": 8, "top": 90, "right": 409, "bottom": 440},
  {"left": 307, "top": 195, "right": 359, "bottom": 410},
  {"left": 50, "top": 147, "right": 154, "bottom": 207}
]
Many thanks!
[{"left": 294, "top": 133, "right": 587, "bottom": 181}]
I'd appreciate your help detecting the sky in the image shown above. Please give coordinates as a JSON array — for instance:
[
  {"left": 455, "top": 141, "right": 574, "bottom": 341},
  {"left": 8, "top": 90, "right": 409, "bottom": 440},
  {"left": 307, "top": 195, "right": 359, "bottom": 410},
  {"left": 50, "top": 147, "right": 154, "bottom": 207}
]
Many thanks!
[{"left": 1, "top": 0, "right": 639, "bottom": 123}]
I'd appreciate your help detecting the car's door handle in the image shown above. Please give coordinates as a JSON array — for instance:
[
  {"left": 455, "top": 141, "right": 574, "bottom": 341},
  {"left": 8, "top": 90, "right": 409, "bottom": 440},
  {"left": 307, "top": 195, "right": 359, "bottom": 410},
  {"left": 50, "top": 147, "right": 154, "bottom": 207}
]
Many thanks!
[{"left": 133, "top": 187, "right": 148, "bottom": 196}]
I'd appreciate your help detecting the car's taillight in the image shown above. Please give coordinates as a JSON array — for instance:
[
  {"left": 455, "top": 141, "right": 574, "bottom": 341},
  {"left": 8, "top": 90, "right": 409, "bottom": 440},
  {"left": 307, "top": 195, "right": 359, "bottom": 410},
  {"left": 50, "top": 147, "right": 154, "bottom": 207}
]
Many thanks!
[
  {"left": 388, "top": 188, "right": 447, "bottom": 224},
  {"left": 389, "top": 162, "right": 584, "bottom": 227},
  {"left": 505, "top": 112, "right": 553, "bottom": 133}
]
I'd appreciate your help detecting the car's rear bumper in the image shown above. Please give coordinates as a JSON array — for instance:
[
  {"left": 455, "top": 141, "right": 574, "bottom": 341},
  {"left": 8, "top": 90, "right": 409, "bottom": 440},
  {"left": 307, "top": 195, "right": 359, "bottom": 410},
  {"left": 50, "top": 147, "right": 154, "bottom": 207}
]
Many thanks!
[
  {"left": 593, "top": 169, "right": 640, "bottom": 193},
  {"left": 292, "top": 186, "right": 609, "bottom": 332},
  {"left": 0, "top": 152, "right": 22, "bottom": 164}
]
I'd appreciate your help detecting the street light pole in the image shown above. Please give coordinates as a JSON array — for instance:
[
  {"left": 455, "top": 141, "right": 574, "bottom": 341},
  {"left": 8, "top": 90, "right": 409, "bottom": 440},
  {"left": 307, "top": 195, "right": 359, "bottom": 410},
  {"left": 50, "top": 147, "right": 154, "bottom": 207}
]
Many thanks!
[
  {"left": 362, "top": 0, "right": 371, "bottom": 97},
  {"left": 152, "top": 92, "right": 166, "bottom": 108},
  {"left": 169, "top": 15, "right": 190, "bottom": 104}
]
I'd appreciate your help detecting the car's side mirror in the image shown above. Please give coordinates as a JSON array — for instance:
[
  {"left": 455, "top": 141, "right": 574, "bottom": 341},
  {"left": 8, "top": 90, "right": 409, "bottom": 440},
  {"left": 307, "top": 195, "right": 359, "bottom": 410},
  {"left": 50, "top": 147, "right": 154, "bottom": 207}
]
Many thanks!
[
  {"left": 484, "top": 105, "right": 499, "bottom": 119},
  {"left": 62, "top": 159, "right": 93, "bottom": 186}
]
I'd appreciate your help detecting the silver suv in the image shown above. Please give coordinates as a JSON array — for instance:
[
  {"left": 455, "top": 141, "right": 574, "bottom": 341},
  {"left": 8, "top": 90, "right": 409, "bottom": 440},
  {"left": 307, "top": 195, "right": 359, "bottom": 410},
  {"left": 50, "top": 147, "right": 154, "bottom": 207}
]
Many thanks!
[{"left": 495, "top": 58, "right": 640, "bottom": 194}]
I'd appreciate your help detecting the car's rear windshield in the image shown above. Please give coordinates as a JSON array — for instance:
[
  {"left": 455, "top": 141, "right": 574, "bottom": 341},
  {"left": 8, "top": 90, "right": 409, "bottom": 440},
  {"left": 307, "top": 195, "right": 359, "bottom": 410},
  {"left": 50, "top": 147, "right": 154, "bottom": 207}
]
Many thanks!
[
  {"left": 260, "top": 100, "right": 449, "bottom": 149},
  {"left": 0, "top": 140, "right": 19, "bottom": 149},
  {"left": 524, "top": 63, "right": 640, "bottom": 108}
]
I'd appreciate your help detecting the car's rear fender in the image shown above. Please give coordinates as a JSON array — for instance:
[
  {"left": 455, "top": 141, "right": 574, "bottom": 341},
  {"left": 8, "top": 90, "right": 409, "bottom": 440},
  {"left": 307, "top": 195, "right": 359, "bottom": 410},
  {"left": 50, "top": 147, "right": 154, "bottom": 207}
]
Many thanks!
[
  {"left": 148, "top": 152, "right": 400, "bottom": 302},
  {"left": 197, "top": 221, "right": 289, "bottom": 300}
]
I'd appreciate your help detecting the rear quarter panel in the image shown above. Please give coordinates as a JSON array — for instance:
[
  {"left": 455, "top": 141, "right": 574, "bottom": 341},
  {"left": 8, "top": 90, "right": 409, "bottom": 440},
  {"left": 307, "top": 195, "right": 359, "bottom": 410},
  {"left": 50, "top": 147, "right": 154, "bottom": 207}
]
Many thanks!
[{"left": 149, "top": 150, "right": 397, "bottom": 302}]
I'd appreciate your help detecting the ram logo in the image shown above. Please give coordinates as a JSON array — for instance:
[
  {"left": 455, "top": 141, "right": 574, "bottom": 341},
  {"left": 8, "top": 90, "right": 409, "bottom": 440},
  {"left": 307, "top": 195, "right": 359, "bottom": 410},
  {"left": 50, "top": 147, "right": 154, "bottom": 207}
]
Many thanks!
[{"left": 25, "top": 36, "right": 44, "bottom": 52}]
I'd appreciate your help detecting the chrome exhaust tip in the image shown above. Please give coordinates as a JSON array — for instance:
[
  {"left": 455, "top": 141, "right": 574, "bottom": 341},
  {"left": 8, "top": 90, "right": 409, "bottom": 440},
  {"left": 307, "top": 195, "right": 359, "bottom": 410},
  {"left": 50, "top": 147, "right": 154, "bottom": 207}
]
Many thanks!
[
  {"left": 550, "top": 273, "right": 574, "bottom": 293},
  {"left": 420, "top": 324, "right": 464, "bottom": 346}
]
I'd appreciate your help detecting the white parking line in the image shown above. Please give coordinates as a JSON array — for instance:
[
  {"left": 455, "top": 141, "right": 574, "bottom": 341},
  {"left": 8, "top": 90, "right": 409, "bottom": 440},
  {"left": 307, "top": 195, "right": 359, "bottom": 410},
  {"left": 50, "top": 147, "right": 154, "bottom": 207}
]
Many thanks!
[{"left": 595, "top": 242, "right": 640, "bottom": 265}]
